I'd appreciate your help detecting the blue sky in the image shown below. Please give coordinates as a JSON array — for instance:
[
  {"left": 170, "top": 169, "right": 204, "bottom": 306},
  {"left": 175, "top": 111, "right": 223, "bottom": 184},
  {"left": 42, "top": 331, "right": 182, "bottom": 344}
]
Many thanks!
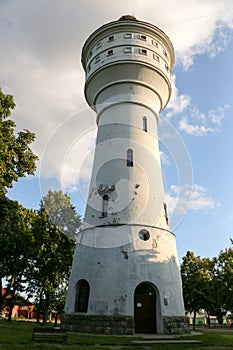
[{"left": 1, "top": 0, "right": 233, "bottom": 261}]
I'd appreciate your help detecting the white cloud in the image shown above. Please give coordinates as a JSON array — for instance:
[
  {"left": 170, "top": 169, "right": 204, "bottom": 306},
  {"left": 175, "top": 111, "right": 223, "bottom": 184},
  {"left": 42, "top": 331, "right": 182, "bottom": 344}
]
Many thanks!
[
  {"left": 160, "top": 2, "right": 233, "bottom": 70},
  {"left": 164, "top": 75, "right": 230, "bottom": 137},
  {"left": 165, "top": 75, "right": 191, "bottom": 119},
  {"left": 160, "top": 151, "right": 170, "bottom": 166},
  {"left": 166, "top": 184, "right": 218, "bottom": 215},
  {"left": 178, "top": 105, "right": 230, "bottom": 136}
]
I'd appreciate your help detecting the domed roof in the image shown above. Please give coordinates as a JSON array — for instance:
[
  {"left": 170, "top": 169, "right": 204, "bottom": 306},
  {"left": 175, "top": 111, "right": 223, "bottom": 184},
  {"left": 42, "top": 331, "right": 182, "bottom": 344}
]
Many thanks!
[{"left": 118, "top": 15, "right": 138, "bottom": 21}]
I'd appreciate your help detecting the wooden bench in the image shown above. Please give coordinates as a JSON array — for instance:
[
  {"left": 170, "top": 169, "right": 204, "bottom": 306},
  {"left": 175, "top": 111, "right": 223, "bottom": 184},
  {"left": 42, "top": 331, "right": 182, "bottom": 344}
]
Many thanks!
[{"left": 32, "top": 327, "right": 67, "bottom": 342}]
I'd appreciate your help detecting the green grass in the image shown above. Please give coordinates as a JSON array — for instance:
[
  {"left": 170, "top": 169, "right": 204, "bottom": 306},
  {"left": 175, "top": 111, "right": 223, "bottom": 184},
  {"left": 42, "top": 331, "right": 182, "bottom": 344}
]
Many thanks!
[{"left": 0, "top": 319, "right": 233, "bottom": 349}]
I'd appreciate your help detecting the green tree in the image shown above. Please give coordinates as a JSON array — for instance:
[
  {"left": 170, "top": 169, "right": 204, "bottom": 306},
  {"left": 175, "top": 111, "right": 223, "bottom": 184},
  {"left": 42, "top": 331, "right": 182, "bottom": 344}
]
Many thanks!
[
  {"left": 213, "top": 248, "right": 233, "bottom": 323},
  {"left": 0, "top": 196, "right": 36, "bottom": 321},
  {"left": 0, "top": 88, "right": 38, "bottom": 195},
  {"left": 181, "top": 251, "right": 213, "bottom": 329},
  {"left": 28, "top": 190, "right": 80, "bottom": 324},
  {"left": 41, "top": 189, "right": 81, "bottom": 240}
]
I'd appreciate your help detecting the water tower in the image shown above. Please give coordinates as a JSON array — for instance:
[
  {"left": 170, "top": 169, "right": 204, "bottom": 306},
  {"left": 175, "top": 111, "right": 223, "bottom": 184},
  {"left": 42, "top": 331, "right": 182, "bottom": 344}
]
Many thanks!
[{"left": 63, "top": 15, "right": 187, "bottom": 334}]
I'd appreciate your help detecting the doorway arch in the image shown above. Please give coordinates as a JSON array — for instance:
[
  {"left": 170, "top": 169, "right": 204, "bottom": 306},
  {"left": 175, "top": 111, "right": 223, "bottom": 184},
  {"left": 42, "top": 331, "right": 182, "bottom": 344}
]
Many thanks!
[
  {"left": 75, "top": 279, "right": 90, "bottom": 313},
  {"left": 134, "top": 282, "right": 157, "bottom": 333}
]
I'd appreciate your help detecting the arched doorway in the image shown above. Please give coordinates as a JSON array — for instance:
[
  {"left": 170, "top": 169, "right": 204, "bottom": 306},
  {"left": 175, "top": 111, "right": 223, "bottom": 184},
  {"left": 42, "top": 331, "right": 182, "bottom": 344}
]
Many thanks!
[
  {"left": 134, "top": 282, "right": 156, "bottom": 333},
  {"left": 75, "top": 279, "right": 90, "bottom": 312}
]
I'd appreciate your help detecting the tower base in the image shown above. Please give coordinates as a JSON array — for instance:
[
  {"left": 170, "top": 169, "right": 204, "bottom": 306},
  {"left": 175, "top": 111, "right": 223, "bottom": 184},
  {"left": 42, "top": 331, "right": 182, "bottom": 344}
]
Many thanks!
[{"left": 61, "top": 313, "right": 189, "bottom": 335}]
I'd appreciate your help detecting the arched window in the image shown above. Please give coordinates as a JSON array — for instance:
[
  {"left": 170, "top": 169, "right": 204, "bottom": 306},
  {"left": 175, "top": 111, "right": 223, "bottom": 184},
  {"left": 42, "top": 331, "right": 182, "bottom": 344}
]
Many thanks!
[
  {"left": 127, "top": 149, "right": 133, "bottom": 167},
  {"left": 75, "top": 279, "right": 90, "bottom": 313},
  {"left": 102, "top": 194, "right": 108, "bottom": 217},
  {"left": 143, "top": 116, "right": 147, "bottom": 132}
]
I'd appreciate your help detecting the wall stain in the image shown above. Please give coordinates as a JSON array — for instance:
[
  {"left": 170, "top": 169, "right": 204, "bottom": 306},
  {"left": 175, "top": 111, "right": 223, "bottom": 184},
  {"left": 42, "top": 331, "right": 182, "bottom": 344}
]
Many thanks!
[{"left": 121, "top": 250, "right": 129, "bottom": 260}]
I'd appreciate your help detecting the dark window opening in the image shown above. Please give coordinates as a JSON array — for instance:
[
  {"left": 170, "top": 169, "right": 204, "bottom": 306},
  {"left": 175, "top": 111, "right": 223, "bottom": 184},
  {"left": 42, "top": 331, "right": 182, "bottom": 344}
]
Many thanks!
[
  {"left": 107, "top": 49, "right": 114, "bottom": 56},
  {"left": 108, "top": 35, "right": 115, "bottom": 41},
  {"left": 143, "top": 116, "right": 147, "bottom": 132},
  {"left": 140, "top": 48, "right": 147, "bottom": 55},
  {"left": 102, "top": 194, "right": 109, "bottom": 217},
  {"left": 75, "top": 279, "right": 90, "bottom": 313},
  {"left": 140, "top": 34, "right": 147, "bottom": 40},
  {"left": 127, "top": 149, "right": 133, "bottom": 167}
]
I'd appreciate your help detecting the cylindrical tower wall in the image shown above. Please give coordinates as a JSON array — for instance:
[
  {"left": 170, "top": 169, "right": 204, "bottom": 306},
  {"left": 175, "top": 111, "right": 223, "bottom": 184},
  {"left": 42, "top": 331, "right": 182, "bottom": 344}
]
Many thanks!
[
  {"left": 64, "top": 16, "right": 188, "bottom": 336},
  {"left": 83, "top": 99, "right": 167, "bottom": 230}
]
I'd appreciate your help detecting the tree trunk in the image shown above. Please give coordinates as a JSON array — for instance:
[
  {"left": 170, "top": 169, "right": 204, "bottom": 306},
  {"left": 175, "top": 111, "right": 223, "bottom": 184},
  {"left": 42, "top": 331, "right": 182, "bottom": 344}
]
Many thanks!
[
  {"left": 206, "top": 314, "right": 210, "bottom": 327},
  {"left": 36, "top": 290, "right": 43, "bottom": 324},
  {"left": 42, "top": 293, "right": 50, "bottom": 326},
  {"left": 54, "top": 312, "right": 58, "bottom": 327},
  {"left": 192, "top": 310, "right": 196, "bottom": 330},
  {"left": 0, "top": 278, "right": 4, "bottom": 311},
  {"left": 7, "top": 287, "right": 16, "bottom": 322}
]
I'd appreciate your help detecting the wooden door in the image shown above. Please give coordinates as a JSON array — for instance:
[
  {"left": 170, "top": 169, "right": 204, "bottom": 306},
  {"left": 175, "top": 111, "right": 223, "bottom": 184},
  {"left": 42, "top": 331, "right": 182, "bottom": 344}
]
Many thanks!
[{"left": 134, "top": 283, "right": 156, "bottom": 333}]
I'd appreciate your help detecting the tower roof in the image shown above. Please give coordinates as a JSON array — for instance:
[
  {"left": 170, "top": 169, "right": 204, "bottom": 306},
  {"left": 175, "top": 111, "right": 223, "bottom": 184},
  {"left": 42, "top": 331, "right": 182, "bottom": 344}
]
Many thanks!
[{"left": 118, "top": 15, "right": 138, "bottom": 21}]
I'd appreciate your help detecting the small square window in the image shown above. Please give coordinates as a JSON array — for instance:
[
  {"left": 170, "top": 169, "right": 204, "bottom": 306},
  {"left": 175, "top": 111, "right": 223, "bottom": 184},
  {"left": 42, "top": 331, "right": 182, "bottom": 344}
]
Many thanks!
[
  {"left": 95, "top": 56, "right": 100, "bottom": 63},
  {"left": 108, "top": 35, "right": 115, "bottom": 41},
  {"left": 140, "top": 34, "right": 147, "bottom": 41},
  {"left": 165, "top": 63, "right": 169, "bottom": 71},
  {"left": 87, "top": 63, "right": 91, "bottom": 72},
  {"left": 124, "top": 33, "right": 132, "bottom": 39},
  {"left": 96, "top": 42, "right": 102, "bottom": 49},
  {"left": 153, "top": 54, "right": 160, "bottom": 61},
  {"left": 124, "top": 47, "right": 132, "bottom": 53},
  {"left": 152, "top": 40, "right": 158, "bottom": 47},
  {"left": 107, "top": 49, "right": 114, "bottom": 56},
  {"left": 163, "top": 49, "right": 168, "bottom": 57},
  {"left": 140, "top": 48, "right": 147, "bottom": 55},
  {"left": 88, "top": 51, "right": 92, "bottom": 59}
]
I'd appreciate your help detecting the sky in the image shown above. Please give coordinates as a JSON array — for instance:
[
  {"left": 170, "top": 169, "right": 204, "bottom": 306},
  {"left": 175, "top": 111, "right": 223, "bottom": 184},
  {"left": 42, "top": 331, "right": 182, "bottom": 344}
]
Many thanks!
[{"left": 1, "top": 0, "right": 233, "bottom": 261}]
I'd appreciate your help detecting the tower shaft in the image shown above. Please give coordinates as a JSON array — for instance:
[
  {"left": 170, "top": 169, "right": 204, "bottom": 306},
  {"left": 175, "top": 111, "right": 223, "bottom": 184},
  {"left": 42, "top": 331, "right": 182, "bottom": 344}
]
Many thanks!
[{"left": 63, "top": 16, "right": 188, "bottom": 335}]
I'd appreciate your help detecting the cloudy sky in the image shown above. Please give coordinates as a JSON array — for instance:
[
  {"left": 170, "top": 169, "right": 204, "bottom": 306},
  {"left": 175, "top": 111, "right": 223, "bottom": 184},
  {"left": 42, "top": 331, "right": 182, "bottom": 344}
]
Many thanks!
[{"left": 1, "top": 0, "right": 233, "bottom": 260}]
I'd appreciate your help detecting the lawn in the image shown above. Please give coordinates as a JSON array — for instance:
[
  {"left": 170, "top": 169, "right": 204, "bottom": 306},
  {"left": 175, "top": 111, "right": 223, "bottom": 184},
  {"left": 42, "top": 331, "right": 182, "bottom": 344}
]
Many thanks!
[{"left": 0, "top": 319, "right": 233, "bottom": 349}]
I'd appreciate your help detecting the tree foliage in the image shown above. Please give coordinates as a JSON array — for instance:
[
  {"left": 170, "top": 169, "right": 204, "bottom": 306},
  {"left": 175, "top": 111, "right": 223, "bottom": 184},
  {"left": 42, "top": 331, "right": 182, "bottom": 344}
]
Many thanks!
[
  {"left": 41, "top": 189, "right": 81, "bottom": 240},
  {"left": 0, "top": 196, "right": 36, "bottom": 321},
  {"left": 181, "top": 248, "right": 233, "bottom": 328},
  {"left": 0, "top": 88, "right": 38, "bottom": 195},
  {"left": 27, "top": 190, "right": 80, "bottom": 323}
]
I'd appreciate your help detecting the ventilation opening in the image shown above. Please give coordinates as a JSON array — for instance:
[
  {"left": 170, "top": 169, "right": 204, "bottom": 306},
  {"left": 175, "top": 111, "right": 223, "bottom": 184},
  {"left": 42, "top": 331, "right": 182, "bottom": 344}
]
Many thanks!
[{"left": 139, "top": 229, "right": 150, "bottom": 241}]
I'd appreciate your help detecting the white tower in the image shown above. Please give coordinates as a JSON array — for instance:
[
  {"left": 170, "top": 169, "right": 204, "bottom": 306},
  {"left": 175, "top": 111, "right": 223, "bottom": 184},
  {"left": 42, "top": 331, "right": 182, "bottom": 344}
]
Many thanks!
[{"left": 63, "top": 16, "right": 187, "bottom": 334}]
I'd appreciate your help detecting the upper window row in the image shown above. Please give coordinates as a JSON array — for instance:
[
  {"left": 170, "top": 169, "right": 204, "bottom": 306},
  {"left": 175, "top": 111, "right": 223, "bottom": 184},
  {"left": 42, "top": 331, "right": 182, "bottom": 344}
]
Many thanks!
[
  {"left": 89, "top": 34, "right": 167, "bottom": 57},
  {"left": 87, "top": 48, "right": 169, "bottom": 72}
]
